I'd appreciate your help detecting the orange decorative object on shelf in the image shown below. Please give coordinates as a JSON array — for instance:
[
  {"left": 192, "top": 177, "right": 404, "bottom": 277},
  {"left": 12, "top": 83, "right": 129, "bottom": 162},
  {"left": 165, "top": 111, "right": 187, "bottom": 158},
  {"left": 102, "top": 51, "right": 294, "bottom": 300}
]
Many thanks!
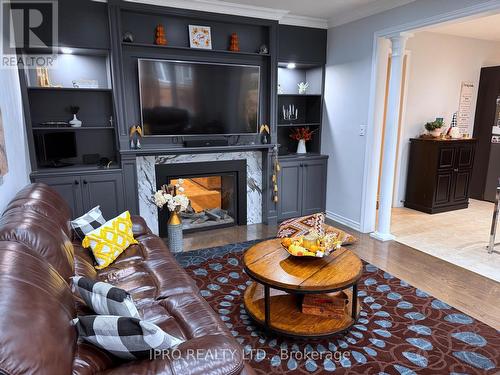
[
  {"left": 229, "top": 32, "right": 240, "bottom": 52},
  {"left": 155, "top": 24, "right": 167, "bottom": 45}
]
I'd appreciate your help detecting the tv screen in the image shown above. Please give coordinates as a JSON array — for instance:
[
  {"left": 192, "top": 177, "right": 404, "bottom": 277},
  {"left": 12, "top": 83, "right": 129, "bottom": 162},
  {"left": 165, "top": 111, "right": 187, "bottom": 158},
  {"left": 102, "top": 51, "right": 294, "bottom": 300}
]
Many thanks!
[
  {"left": 138, "top": 59, "right": 260, "bottom": 136},
  {"left": 43, "top": 132, "right": 77, "bottom": 160}
]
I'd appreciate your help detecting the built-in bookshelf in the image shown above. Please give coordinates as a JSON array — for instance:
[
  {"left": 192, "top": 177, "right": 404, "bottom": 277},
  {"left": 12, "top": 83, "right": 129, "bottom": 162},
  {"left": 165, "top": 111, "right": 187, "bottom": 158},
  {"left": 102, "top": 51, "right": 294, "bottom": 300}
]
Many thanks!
[
  {"left": 277, "top": 64, "right": 324, "bottom": 155},
  {"left": 21, "top": 48, "right": 118, "bottom": 171}
]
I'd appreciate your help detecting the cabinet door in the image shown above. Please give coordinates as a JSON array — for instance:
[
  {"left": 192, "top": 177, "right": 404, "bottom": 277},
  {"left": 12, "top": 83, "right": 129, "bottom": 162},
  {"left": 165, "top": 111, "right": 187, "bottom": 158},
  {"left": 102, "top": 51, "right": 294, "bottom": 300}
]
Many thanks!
[
  {"left": 434, "top": 172, "right": 453, "bottom": 205},
  {"left": 32, "top": 175, "right": 84, "bottom": 217},
  {"left": 453, "top": 171, "right": 471, "bottom": 203},
  {"left": 438, "top": 147, "right": 455, "bottom": 169},
  {"left": 457, "top": 145, "right": 474, "bottom": 169},
  {"left": 81, "top": 172, "right": 125, "bottom": 219},
  {"left": 278, "top": 161, "right": 303, "bottom": 220},
  {"left": 301, "top": 159, "right": 327, "bottom": 216}
]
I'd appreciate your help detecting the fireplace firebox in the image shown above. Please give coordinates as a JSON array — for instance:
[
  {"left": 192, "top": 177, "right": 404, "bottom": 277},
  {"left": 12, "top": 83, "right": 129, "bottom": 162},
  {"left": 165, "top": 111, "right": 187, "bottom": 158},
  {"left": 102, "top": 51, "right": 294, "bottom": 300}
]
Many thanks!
[{"left": 156, "top": 160, "right": 247, "bottom": 236}]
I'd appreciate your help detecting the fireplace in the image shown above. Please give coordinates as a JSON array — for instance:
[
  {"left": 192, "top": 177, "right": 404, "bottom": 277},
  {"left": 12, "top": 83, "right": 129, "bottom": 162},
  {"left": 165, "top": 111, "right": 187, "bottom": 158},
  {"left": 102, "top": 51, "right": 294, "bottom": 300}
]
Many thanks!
[{"left": 156, "top": 160, "right": 247, "bottom": 236}]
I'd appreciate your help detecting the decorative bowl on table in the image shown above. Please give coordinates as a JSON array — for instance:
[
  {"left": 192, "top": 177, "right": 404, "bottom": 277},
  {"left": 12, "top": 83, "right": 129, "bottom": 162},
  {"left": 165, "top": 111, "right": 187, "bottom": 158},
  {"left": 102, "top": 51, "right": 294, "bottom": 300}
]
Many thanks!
[{"left": 280, "top": 232, "right": 341, "bottom": 258}]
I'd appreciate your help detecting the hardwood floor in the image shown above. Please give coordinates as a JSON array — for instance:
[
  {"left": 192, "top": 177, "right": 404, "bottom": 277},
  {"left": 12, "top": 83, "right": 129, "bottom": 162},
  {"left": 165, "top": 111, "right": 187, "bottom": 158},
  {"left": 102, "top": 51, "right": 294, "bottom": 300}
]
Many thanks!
[{"left": 183, "top": 221, "right": 500, "bottom": 330}]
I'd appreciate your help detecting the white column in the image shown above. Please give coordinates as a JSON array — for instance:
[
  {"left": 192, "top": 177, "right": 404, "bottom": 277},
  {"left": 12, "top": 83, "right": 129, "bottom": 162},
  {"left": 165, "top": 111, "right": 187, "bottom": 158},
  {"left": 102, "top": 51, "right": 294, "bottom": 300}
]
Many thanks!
[{"left": 371, "top": 33, "right": 411, "bottom": 242}]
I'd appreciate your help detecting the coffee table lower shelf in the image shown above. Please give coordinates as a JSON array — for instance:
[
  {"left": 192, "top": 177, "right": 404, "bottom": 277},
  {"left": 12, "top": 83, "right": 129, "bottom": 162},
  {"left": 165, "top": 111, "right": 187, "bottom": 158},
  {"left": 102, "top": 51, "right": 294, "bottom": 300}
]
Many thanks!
[{"left": 243, "top": 282, "right": 361, "bottom": 338}]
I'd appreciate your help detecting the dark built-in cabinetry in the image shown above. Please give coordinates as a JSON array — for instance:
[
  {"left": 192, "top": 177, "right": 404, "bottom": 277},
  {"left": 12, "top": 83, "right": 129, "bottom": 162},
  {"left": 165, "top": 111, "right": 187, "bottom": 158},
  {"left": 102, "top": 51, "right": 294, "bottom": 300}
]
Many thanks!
[
  {"left": 276, "top": 25, "right": 328, "bottom": 220},
  {"left": 278, "top": 155, "right": 328, "bottom": 220},
  {"left": 405, "top": 138, "right": 477, "bottom": 214},
  {"left": 17, "top": 1, "right": 329, "bottom": 224},
  {"left": 32, "top": 170, "right": 125, "bottom": 218}
]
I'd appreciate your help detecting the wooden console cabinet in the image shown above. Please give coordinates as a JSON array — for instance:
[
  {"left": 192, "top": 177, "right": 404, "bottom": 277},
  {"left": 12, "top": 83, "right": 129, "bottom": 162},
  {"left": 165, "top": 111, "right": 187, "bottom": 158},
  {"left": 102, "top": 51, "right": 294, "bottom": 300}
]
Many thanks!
[{"left": 404, "top": 138, "right": 477, "bottom": 214}]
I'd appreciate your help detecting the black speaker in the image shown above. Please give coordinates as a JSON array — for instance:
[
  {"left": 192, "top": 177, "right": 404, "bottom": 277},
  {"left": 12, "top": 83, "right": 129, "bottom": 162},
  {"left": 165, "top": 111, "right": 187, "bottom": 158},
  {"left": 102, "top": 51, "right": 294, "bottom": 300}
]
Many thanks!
[
  {"left": 184, "top": 139, "right": 229, "bottom": 148},
  {"left": 82, "top": 153, "right": 100, "bottom": 164}
]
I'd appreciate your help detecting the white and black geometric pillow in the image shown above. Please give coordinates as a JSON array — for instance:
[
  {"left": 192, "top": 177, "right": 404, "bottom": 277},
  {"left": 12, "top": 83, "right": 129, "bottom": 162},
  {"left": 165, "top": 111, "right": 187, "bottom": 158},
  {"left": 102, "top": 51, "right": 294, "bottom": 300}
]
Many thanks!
[
  {"left": 72, "top": 315, "right": 184, "bottom": 359},
  {"left": 71, "top": 206, "right": 106, "bottom": 240},
  {"left": 71, "top": 276, "right": 140, "bottom": 318}
]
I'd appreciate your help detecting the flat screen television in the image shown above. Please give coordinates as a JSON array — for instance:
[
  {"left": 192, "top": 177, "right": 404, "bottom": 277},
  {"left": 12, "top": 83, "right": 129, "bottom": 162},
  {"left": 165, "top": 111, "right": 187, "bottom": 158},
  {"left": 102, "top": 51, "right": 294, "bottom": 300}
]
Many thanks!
[{"left": 138, "top": 59, "right": 260, "bottom": 136}]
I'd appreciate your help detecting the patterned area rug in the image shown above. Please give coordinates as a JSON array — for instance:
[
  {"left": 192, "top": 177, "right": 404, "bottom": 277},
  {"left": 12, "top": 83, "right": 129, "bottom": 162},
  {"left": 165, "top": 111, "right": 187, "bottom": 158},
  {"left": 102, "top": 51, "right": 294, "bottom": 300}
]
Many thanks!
[{"left": 175, "top": 240, "right": 500, "bottom": 374}]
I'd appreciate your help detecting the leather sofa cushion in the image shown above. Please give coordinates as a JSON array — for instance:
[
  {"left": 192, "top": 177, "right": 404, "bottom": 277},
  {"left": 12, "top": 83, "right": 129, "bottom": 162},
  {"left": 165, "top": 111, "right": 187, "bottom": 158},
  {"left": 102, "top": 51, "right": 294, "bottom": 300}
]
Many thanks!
[
  {"left": 0, "top": 241, "right": 76, "bottom": 375},
  {"left": 3, "top": 183, "right": 72, "bottom": 236},
  {"left": 74, "top": 233, "right": 198, "bottom": 305},
  {"left": 100, "top": 334, "right": 244, "bottom": 375},
  {"left": 0, "top": 208, "right": 75, "bottom": 281}
]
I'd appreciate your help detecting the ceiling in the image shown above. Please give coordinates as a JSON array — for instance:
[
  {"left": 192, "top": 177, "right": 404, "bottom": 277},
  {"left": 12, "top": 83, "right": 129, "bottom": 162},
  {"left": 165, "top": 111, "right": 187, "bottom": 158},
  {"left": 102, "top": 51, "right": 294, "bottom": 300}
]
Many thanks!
[
  {"left": 219, "top": 0, "right": 416, "bottom": 26},
  {"left": 426, "top": 13, "right": 500, "bottom": 42},
  {"left": 122, "top": 0, "right": 417, "bottom": 28}
]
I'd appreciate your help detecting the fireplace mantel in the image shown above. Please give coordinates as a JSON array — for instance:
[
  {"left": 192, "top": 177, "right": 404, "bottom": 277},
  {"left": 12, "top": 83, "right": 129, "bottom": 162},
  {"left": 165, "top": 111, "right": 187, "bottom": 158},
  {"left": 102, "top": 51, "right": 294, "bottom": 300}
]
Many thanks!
[{"left": 121, "top": 143, "right": 276, "bottom": 156}]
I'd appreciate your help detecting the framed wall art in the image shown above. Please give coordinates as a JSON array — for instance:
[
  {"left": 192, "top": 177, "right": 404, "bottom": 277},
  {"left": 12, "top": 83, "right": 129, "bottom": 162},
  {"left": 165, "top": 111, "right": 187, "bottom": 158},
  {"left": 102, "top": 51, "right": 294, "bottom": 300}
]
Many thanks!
[{"left": 188, "top": 25, "right": 212, "bottom": 49}]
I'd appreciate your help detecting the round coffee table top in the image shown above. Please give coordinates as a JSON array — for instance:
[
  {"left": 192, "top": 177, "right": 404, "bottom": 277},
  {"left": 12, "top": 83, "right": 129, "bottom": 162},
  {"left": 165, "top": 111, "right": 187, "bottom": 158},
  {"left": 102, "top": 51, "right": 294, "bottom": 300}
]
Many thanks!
[{"left": 243, "top": 238, "right": 363, "bottom": 292}]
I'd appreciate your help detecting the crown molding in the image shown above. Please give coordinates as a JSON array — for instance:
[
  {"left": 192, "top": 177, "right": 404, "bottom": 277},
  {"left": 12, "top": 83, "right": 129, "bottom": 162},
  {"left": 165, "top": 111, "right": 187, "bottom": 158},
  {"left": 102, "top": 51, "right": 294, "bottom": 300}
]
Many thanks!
[
  {"left": 329, "top": 0, "right": 417, "bottom": 28},
  {"left": 121, "top": 0, "right": 289, "bottom": 20},
  {"left": 280, "top": 14, "right": 329, "bottom": 29},
  {"left": 95, "top": 0, "right": 329, "bottom": 28}
]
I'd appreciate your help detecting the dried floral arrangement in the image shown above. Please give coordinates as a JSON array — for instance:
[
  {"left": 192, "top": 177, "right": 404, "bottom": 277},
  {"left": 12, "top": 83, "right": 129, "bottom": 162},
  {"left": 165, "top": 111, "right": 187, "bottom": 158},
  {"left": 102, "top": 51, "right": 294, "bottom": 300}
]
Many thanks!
[{"left": 289, "top": 127, "right": 317, "bottom": 141}]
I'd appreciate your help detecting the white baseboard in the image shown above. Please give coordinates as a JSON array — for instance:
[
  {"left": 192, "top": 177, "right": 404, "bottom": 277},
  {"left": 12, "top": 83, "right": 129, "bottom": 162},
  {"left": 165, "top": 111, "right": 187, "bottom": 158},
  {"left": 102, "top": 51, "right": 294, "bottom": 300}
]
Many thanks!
[{"left": 325, "top": 210, "right": 361, "bottom": 232}]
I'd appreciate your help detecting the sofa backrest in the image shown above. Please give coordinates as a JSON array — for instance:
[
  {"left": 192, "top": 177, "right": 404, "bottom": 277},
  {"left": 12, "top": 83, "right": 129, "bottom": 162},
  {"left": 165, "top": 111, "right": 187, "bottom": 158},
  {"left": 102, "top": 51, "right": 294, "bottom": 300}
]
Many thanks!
[
  {"left": 0, "top": 241, "right": 76, "bottom": 375},
  {"left": 0, "top": 183, "right": 74, "bottom": 281},
  {"left": 3, "top": 183, "right": 72, "bottom": 236}
]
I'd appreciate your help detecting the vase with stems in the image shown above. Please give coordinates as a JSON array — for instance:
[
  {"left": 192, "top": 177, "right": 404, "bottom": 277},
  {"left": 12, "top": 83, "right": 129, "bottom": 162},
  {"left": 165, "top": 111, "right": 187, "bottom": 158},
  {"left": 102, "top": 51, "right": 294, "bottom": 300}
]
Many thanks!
[
  {"left": 153, "top": 179, "right": 189, "bottom": 253},
  {"left": 290, "top": 127, "right": 316, "bottom": 154}
]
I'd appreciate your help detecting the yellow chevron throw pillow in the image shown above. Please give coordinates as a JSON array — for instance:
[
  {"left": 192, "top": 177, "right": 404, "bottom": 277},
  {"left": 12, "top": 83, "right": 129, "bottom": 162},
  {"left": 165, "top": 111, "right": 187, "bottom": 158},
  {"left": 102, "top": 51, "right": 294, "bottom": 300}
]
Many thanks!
[{"left": 82, "top": 211, "right": 138, "bottom": 269}]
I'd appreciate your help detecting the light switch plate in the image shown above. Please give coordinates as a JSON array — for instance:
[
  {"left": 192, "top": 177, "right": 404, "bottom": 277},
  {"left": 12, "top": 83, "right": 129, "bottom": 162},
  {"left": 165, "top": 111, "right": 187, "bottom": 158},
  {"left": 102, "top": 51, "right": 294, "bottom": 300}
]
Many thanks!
[{"left": 360, "top": 124, "right": 367, "bottom": 136}]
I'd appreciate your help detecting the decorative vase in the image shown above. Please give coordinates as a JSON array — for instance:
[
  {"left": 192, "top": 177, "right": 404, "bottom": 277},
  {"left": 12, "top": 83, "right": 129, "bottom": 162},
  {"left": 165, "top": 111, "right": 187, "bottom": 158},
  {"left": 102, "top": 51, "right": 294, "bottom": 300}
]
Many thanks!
[
  {"left": 430, "top": 129, "right": 442, "bottom": 137},
  {"left": 69, "top": 114, "right": 82, "bottom": 128},
  {"left": 167, "top": 211, "right": 183, "bottom": 253},
  {"left": 297, "top": 139, "right": 307, "bottom": 154},
  {"left": 260, "top": 132, "right": 270, "bottom": 144}
]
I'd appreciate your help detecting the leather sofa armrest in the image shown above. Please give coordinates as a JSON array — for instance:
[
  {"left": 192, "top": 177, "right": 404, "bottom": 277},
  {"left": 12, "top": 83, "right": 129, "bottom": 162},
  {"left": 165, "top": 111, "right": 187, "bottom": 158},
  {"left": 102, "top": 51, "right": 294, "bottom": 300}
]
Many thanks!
[
  {"left": 131, "top": 215, "right": 152, "bottom": 237},
  {"left": 101, "top": 335, "right": 245, "bottom": 375}
]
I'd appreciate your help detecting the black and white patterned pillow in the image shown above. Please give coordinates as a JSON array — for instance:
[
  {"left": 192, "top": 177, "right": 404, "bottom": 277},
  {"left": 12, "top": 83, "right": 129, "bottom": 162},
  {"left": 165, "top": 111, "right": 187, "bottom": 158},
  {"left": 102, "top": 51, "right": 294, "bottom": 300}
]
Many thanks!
[
  {"left": 71, "top": 276, "right": 140, "bottom": 318},
  {"left": 72, "top": 315, "right": 184, "bottom": 359},
  {"left": 71, "top": 206, "right": 106, "bottom": 240}
]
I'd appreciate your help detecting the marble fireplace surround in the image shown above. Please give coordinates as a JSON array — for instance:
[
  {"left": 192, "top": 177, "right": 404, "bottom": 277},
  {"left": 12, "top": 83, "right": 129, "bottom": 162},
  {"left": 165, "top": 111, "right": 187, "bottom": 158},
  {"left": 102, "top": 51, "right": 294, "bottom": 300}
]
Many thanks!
[{"left": 137, "top": 152, "right": 263, "bottom": 235}]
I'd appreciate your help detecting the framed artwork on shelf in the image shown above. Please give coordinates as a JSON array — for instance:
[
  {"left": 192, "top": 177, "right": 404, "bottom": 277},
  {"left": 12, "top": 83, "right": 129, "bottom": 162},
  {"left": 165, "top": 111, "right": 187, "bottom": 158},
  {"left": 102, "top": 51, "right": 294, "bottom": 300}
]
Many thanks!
[
  {"left": 0, "top": 108, "right": 8, "bottom": 179},
  {"left": 188, "top": 25, "right": 212, "bottom": 49}
]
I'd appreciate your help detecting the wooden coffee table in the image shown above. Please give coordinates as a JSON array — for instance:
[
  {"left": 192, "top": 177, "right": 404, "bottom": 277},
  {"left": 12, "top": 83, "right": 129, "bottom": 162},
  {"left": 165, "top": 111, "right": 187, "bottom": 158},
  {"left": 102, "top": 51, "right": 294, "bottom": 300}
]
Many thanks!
[{"left": 243, "top": 238, "right": 363, "bottom": 338}]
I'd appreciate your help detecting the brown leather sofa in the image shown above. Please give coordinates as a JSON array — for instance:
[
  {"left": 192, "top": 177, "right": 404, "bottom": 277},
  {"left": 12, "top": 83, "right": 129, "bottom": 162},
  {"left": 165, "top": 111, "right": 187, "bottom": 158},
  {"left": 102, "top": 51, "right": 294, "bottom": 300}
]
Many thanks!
[{"left": 0, "top": 183, "right": 254, "bottom": 375}]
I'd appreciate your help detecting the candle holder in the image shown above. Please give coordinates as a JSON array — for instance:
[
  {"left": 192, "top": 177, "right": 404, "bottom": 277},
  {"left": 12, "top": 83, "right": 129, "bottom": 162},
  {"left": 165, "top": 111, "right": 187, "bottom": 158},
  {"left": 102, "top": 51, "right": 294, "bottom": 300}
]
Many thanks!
[{"left": 283, "top": 105, "right": 298, "bottom": 121}]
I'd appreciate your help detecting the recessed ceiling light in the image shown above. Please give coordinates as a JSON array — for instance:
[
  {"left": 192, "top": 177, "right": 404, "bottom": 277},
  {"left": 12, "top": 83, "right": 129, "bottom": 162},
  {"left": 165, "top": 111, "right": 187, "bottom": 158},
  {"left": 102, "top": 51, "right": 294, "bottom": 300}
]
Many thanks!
[
  {"left": 61, "top": 47, "right": 73, "bottom": 54},
  {"left": 287, "top": 62, "right": 296, "bottom": 69}
]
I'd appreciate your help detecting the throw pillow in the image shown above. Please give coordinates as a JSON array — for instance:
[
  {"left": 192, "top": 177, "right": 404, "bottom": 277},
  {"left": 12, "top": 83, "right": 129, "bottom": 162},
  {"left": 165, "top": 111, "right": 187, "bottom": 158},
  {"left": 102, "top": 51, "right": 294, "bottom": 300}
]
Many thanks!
[
  {"left": 71, "top": 276, "right": 140, "bottom": 318},
  {"left": 72, "top": 315, "right": 184, "bottom": 360},
  {"left": 325, "top": 226, "right": 358, "bottom": 245},
  {"left": 71, "top": 206, "right": 106, "bottom": 240},
  {"left": 82, "top": 211, "right": 138, "bottom": 270},
  {"left": 277, "top": 213, "right": 325, "bottom": 238}
]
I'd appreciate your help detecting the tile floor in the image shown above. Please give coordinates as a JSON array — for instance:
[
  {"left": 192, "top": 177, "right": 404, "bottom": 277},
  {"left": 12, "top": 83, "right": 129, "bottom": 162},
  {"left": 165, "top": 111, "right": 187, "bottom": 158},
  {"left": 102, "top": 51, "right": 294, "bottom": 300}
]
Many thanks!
[{"left": 392, "top": 199, "right": 500, "bottom": 282}]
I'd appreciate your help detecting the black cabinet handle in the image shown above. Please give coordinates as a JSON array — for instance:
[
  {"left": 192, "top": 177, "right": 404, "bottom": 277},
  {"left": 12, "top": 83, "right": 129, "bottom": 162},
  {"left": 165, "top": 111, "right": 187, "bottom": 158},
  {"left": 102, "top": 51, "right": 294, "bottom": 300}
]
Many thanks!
[
  {"left": 74, "top": 180, "right": 79, "bottom": 185},
  {"left": 83, "top": 180, "right": 88, "bottom": 185}
]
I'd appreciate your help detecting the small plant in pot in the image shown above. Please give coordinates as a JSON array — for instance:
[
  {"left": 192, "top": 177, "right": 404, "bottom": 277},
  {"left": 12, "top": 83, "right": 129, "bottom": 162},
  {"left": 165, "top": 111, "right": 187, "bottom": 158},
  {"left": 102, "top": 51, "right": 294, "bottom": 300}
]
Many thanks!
[{"left": 425, "top": 118, "right": 444, "bottom": 138}]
